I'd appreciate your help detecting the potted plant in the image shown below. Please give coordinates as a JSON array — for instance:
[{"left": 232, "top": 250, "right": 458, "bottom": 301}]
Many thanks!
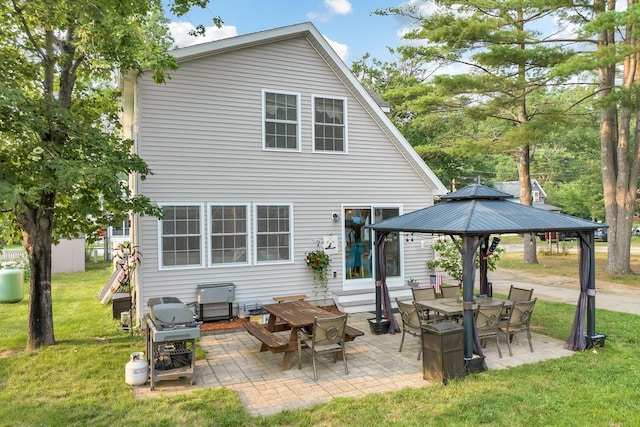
[
  {"left": 112, "top": 241, "right": 142, "bottom": 292},
  {"left": 111, "top": 242, "right": 142, "bottom": 324},
  {"left": 426, "top": 238, "right": 504, "bottom": 287},
  {"left": 305, "top": 249, "right": 331, "bottom": 301}
]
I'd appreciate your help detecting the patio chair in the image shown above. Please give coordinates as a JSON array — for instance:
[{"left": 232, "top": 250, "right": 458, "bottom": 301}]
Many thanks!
[
  {"left": 474, "top": 302, "right": 505, "bottom": 358},
  {"left": 502, "top": 285, "right": 534, "bottom": 320},
  {"left": 508, "top": 285, "right": 534, "bottom": 302},
  {"left": 440, "top": 285, "right": 460, "bottom": 299},
  {"left": 395, "top": 298, "right": 423, "bottom": 360},
  {"left": 498, "top": 298, "right": 537, "bottom": 356},
  {"left": 412, "top": 287, "right": 437, "bottom": 321},
  {"left": 297, "top": 314, "right": 349, "bottom": 381}
]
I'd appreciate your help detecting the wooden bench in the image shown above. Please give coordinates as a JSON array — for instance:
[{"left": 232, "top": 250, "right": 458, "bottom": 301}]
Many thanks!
[
  {"left": 345, "top": 325, "right": 365, "bottom": 342},
  {"left": 273, "top": 294, "right": 307, "bottom": 303},
  {"left": 244, "top": 322, "right": 288, "bottom": 352}
]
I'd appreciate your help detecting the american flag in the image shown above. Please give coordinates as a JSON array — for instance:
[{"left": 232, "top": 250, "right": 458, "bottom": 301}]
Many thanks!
[{"left": 429, "top": 274, "right": 443, "bottom": 293}]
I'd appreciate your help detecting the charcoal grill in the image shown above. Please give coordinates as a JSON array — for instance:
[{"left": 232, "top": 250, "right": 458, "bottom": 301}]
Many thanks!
[{"left": 145, "top": 297, "right": 200, "bottom": 390}]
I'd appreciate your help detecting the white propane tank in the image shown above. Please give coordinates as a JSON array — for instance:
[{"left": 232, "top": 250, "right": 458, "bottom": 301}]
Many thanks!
[{"left": 125, "top": 352, "right": 148, "bottom": 386}]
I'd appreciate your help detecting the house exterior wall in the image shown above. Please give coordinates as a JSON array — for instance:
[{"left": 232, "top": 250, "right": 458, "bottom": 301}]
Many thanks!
[{"left": 130, "top": 30, "right": 444, "bottom": 317}]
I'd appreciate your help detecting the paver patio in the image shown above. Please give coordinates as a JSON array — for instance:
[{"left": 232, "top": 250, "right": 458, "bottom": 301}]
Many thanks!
[{"left": 133, "top": 310, "right": 575, "bottom": 416}]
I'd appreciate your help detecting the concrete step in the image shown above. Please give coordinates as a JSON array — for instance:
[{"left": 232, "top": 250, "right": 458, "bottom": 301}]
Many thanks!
[{"left": 333, "top": 286, "right": 413, "bottom": 314}]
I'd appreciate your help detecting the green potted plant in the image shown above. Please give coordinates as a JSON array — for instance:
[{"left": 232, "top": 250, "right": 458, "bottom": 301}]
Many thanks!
[
  {"left": 305, "top": 249, "right": 331, "bottom": 300},
  {"left": 112, "top": 241, "right": 142, "bottom": 293},
  {"left": 111, "top": 242, "right": 142, "bottom": 324},
  {"left": 426, "top": 238, "right": 504, "bottom": 287}
]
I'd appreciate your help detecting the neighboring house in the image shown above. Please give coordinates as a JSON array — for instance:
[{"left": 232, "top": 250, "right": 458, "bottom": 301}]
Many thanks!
[
  {"left": 120, "top": 22, "right": 447, "bottom": 321},
  {"left": 494, "top": 180, "right": 560, "bottom": 212},
  {"left": 107, "top": 219, "right": 131, "bottom": 250}
]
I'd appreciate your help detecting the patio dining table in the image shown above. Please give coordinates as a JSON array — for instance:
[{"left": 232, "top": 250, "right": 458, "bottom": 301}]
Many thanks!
[
  {"left": 261, "top": 300, "right": 341, "bottom": 371},
  {"left": 414, "top": 296, "right": 512, "bottom": 320}
]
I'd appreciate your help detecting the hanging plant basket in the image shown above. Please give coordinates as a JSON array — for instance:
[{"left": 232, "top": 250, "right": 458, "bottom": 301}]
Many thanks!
[{"left": 305, "top": 249, "right": 331, "bottom": 298}]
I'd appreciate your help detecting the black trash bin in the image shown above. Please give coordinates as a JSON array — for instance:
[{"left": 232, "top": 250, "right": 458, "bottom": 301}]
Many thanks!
[{"left": 421, "top": 321, "right": 464, "bottom": 384}]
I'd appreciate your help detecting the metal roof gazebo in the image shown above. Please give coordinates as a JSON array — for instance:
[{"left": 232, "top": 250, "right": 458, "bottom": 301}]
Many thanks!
[{"left": 368, "top": 184, "right": 605, "bottom": 371}]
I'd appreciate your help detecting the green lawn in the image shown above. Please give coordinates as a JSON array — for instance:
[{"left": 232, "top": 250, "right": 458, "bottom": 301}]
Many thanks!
[{"left": 1, "top": 262, "right": 640, "bottom": 426}]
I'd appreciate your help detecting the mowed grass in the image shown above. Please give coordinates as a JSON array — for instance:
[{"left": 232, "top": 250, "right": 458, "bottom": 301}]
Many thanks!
[
  {"left": 2, "top": 262, "right": 640, "bottom": 426},
  {"left": 499, "top": 243, "right": 640, "bottom": 287}
]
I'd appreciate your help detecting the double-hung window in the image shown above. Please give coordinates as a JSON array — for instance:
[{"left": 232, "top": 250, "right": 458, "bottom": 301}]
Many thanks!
[
  {"left": 263, "top": 90, "right": 300, "bottom": 151},
  {"left": 313, "top": 96, "right": 347, "bottom": 152},
  {"left": 159, "top": 204, "right": 204, "bottom": 269},
  {"left": 255, "top": 204, "right": 292, "bottom": 263},
  {"left": 111, "top": 219, "right": 130, "bottom": 237},
  {"left": 209, "top": 204, "right": 249, "bottom": 266}
]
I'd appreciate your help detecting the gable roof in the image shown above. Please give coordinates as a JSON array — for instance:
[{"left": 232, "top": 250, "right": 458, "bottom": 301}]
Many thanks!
[
  {"left": 166, "top": 22, "right": 447, "bottom": 196},
  {"left": 494, "top": 179, "right": 547, "bottom": 198}
]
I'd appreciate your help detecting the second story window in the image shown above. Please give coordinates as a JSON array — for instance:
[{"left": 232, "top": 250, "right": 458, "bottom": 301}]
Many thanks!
[
  {"left": 263, "top": 90, "right": 300, "bottom": 151},
  {"left": 313, "top": 96, "right": 346, "bottom": 152}
]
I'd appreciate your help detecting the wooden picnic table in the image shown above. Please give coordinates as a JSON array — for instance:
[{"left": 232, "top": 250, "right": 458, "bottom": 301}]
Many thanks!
[{"left": 247, "top": 300, "right": 363, "bottom": 371}]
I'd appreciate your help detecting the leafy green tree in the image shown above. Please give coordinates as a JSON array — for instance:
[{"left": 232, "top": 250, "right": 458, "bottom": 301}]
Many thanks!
[
  {"left": 0, "top": 0, "right": 219, "bottom": 349},
  {"left": 559, "top": 1, "right": 640, "bottom": 273},
  {"left": 426, "top": 238, "right": 503, "bottom": 284},
  {"left": 376, "top": 1, "right": 581, "bottom": 265}
]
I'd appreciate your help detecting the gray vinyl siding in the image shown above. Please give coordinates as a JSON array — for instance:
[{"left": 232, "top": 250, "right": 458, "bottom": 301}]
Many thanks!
[{"left": 133, "top": 35, "right": 440, "bottom": 311}]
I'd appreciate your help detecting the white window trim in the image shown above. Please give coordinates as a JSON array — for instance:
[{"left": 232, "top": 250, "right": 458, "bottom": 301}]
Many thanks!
[
  {"left": 253, "top": 202, "right": 294, "bottom": 265},
  {"left": 311, "top": 94, "right": 348, "bottom": 154},
  {"left": 157, "top": 202, "right": 205, "bottom": 271},
  {"left": 532, "top": 190, "right": 540, "bottom": 203},
  {"left": 207, "top": 202, "right": 251, "bottom": 268},
  {"left": 262, "top": 89, "right": 302, "bottom": 152}
]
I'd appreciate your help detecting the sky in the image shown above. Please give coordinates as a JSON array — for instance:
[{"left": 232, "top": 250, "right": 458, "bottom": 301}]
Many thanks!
[{"left": 164, "top": 0, "right": 420, "bottom": 66}]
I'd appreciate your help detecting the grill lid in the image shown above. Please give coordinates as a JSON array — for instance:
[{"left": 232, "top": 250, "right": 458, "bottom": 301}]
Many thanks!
[{"left": 147, "top": 297, "right": 195, "bottom": 326}]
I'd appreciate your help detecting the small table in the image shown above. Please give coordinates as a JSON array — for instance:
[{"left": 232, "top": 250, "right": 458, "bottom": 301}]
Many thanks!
[
  {"left": 262, "top": 300, "right": 338, "bottom": 371},
  {"left": 414, "top": 297, "right": 512, "bottom": 319}
]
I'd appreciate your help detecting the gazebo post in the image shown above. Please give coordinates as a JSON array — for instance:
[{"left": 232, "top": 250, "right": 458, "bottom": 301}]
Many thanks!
[{"left": 461, "top": 235, "right": 476, "bottom": 360}]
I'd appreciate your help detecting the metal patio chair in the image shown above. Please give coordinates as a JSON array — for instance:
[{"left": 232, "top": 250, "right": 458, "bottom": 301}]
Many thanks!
[
  {"left": 411, "top": 287, "right": 437, "bottom": 321},
  {"left": 396, "top": 298, "right": 423, "bottom": 360},
  {"left": 474, "top": 302, "right": 505, "bottom": 358},
  {"left": 498, "top": 298, "right": 537, "bottom": 356},
  {"left": 297, "top": 314, "right": 349, "bottom": 381}
]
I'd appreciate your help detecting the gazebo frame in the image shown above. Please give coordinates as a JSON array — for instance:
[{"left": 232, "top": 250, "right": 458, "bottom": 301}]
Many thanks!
[{"left": 368, "top": 184, "right": 604, "bottom": 369}]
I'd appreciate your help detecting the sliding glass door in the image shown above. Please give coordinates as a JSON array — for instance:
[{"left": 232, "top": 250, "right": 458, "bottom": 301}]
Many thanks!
[{"left": 343, "top": 206, "right": 400, "bottom": 281}]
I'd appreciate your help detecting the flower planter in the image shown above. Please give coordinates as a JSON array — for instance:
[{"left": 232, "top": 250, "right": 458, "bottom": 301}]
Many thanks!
[
  {"left": 368, "top": 318, "right": 391, "bottom": 335},
  {"left": 465, "top": 355, "right": 487, "bottom": 373},
  {"left": 307, "top": 298, "right": 334, "bottom": 308},
  {"left": 112, "top": 292, "right": 132, "bottom": 320},
  {"left": 586, "top": 333, "right": 607, "bottom": 349}
]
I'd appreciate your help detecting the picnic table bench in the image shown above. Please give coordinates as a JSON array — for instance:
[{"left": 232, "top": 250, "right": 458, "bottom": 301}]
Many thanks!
[
  {"left": 244, "top": 322, "right": 288, "bottom": 352},
  {"left": 244, "top": 301, "right": 366, "bottom": 370},
  {"left": 273, "top": 294, "right": 307, "bottom": 303}
]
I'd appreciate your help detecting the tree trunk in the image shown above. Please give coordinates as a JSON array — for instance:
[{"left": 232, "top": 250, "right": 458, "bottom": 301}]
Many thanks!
[
  {"left": 518, "top": 145, "right": 538, "bottom": 265},
  {"left": 514, "top": 10, "right": 538, "bottom": 265},
  {"left": 15, "top": 194, "right": 56, "bottom": 349},
  {"left": 597, "top": 0, "right": 639, "bottom": 275}
]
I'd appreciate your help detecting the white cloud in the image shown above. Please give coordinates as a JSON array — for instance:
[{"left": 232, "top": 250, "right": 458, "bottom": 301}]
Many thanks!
[
  {"left": 324, "top": 35, "right": 349, "bottom": 62},
  {"left": 325, "top": 0, "right": 352, "bottom": 15},
  {"left": 307, "top": 0, "right": 352, "bottom": 22},
  {"left": 169, "top": 22, "right": 237, "bottom": 48}
]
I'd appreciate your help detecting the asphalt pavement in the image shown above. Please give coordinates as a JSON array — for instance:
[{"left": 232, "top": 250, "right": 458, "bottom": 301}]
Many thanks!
[{"left": 488, "top": 243, "right": 640, "bottom": 315}]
